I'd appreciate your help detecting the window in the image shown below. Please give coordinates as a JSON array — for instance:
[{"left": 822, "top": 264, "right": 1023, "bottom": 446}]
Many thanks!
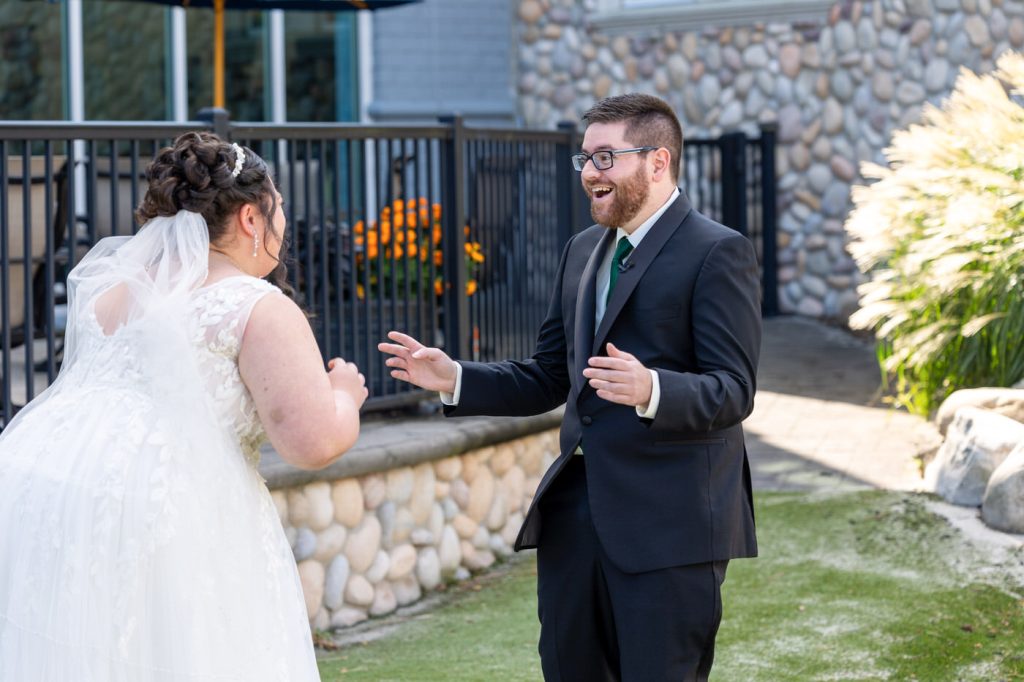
[
  {"left": 0, "top": 1, "right": 63, "bottom": 120},
  {"left": 83, "top": 2, "right": 167, "bottom": 120},
  {"left": 186, "top": 9, "right": 264, "bottom": 120},
  {"left": 592, "top": 0, "right": 831, "bottom": 32},
  {"left": 285, "top": 12, "right": 359, "bottom": 122}
]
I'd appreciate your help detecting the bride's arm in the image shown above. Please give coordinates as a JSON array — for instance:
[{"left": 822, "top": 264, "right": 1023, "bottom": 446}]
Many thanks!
[{"left": 238, "top": 293, "right": 366, "bottom": 470}]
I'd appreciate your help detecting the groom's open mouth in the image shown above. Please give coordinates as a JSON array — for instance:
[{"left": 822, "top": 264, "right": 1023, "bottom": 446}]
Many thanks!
[{"left": 588, "top": 184, "right": 614, "bottom": 204}]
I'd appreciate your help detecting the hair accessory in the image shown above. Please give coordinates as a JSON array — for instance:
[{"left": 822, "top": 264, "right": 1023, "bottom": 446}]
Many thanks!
[{"left": 230, "top": 143, "right": 245, "bottom": 179}]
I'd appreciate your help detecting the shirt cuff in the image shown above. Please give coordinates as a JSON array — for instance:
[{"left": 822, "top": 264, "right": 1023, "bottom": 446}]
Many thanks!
[
  {"left": 636, "top": 369, "right": 660, "bottom": 419},
  {"left": 439, "top": 362, "right": 463, "bottom": 405}
]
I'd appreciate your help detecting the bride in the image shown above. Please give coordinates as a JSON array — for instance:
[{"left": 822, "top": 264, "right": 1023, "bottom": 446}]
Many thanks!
[{"left": 0, "top": 132, "right": 363, "bottom": 680}]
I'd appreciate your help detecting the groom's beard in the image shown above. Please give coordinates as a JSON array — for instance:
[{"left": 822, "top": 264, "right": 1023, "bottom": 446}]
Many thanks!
[{"left": 586, "top": 164, "right": 650, "bottom": 229}]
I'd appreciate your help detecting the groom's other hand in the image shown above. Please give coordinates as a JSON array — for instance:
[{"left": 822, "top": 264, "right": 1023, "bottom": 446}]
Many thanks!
[
  {"left": 583, "top": 342, "right": 654, "bottom": 409},
  {"left": 378, "top": 331, "right": 458, "bottom": 394}
]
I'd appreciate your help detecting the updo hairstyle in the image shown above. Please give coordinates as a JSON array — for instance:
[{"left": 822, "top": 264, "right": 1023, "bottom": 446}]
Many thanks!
[{"left": 135, "top": 131, "right": 292, "bottom": 293}]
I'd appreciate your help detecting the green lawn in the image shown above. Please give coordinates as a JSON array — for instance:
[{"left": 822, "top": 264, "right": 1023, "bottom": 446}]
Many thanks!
[{"left": 317, "top": 490, "right": 1024, "bottom": 681}]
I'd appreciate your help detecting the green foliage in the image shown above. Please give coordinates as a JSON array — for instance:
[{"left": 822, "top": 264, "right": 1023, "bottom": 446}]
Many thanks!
[{"left": 847, "top": 52, "right": 1024, "bottom": 416}]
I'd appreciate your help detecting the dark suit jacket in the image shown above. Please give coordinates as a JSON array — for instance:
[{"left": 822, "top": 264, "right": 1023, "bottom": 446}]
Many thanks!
[{"left": 445, "top": 191, "right": 760, "bottom": 574}]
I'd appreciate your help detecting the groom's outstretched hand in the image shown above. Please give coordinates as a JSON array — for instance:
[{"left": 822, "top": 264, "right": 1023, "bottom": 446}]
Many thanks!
[{"left": 378, "top": 331, "right": 459, "bottom": 394}]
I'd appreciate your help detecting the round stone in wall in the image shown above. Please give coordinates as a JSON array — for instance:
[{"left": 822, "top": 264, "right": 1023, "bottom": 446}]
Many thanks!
[
  {"left": 365, "top": 549, "right": 391, "bottom": 584},
  {"left": 439, "top": 525, "right": 462, "bottom": 573},
  {"left": 416, "top": 547, "right": 442, "bottom": 590},
  {"left": 332, "top": 479, "right": 364, "bottom": 528},
  {"left": 330, "top": 607, "right": 368, "bottom": 629},
  {"left": 344, "top": 515, "right": 382, "bottom": 574},
  {"left": 323, "top": 555, "right": 350, "bottom": 611},
  {"left": 313, "top": 524, "right": 347, "bottom": 563},
  {"left": 344, "top": 575, "right": 374, "bottom": 607},
  {"left": 305, "top": 481, "right": 334, "bottom": 532},
  {"left": 361, "top": 473, "right": 387, "bottom": 510},
  {"left": 292, "top": 527, "right": 317, "bottom": 562},
  {"left": 388, "top": 543, "right": 418, "bottom": 580},
  {"left": 297, "top": 560, "right": 325, "bottom": 619},
  {"left": 433, "top": 456, "right": 462, "bottom": 482},
  {"left": 369, "top": 582, "right": 398, "bottom": 617},
  {"left": 386, "top": 467, "right": 415, "bottom": 505},
  {"left": 392, "top": 575, "right": 422, "bottom": 606}
]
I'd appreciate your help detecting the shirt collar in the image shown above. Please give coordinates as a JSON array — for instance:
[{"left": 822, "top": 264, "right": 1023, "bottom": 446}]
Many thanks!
[{"left": 616, "top": 187, "right": 681, "bottom": 249}]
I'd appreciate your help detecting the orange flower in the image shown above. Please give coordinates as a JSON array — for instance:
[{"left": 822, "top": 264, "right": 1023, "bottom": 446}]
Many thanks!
[
  {"left": 466, "top": 280, "right": 478, "bottom": 296},
  {"left": 356, "top": 283, "right": 365, "bottom": 300},
  {"left": 464, "top": 225, "right": 470, "bottom": 237},
  {"left": 419, "top": 208, "right": 429, "bottom": 226},
  {"left": 407, "top": 242, "right": 418, "bottom": 258},
  {"left": 354, "top": 220, "right": 365, "bottom": 235},
  {"left": 393, "top": 198, "right": 405, "bottom": 212},
  {"left": 394, "top": 211, "right": 405, "bottom": 229},
  {"left": 432, "top": 203, "right": 442, "bottom": 221},
  {"left": 466, "top": 242, "right": 485, "bottom": 263},
  {"left": 433, "top": 250, "right": 444, "bottom": 267},
  {"left": 432, "top": 225, "right": 442, "bottom": 245},
  {"left": 393, "top": 244, "right": 405, "bottom": 259},
  {"left": 380, "top": 221, "right": 391, "bottom": 244},
  {"left": 367, "top": 243, "right": 379, "bottom": 259},
  {"left": 434, "top": 278, "right": 445, "bottom": 296}
]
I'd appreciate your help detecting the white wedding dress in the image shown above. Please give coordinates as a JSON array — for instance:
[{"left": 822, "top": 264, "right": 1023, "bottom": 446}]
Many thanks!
[{"left": 0, "top": 213, "right": 320, "bottom": 681}]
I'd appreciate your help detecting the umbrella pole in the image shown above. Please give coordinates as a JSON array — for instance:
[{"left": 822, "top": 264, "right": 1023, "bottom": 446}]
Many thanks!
[{"left": 214, "top": 0, "right": 225, "bottom": 109}]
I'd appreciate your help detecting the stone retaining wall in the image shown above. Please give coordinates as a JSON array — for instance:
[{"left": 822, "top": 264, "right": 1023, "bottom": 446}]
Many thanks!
[
  {"left": 516, "top": 0, "right": 1024, "bottom": 321},
  {"left": 267, "top": 425, "right": 560, "bottom": 630}
]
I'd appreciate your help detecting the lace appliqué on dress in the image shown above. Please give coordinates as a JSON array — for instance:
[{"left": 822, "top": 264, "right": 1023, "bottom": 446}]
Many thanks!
[{"left": 190, "top": 277, "right": 280, "bottom": 467}]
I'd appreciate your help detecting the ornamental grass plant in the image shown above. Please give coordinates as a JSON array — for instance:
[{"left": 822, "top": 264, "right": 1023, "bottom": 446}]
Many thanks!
[{"left": 847, "top": 52, "right": 1024, "bottom": 416}]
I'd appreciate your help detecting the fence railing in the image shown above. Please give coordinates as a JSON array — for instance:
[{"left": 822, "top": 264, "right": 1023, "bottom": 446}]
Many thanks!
[{"left": 0, "top": 116, "right": 776, "bottom": 426}]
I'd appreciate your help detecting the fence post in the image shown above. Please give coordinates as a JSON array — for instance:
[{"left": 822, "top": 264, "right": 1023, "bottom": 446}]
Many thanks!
[
  {"left": 758, "top": 123, "right": 779, "bottom": 316},
  {"left": 438, "top": 115, "right": 470, "bottom": 360},
  {"left": 719, "top": 131, "right": 748, "bottom": 237},
  {"left": 555, "top": 121, "right": 578, "bottom": 246},
  {"left": 196, "top": 107, "right": 231, "bottom": 139}
]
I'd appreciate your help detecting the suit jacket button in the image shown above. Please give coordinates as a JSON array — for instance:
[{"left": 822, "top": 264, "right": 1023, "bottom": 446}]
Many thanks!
[{"left": 581, "top": 416, "right": 593, "bottom": 426}]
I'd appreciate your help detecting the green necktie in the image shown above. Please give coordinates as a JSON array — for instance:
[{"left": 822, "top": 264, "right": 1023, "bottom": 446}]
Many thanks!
[{"left": 607, "top": 237, "right": 634, "bottom": 303}]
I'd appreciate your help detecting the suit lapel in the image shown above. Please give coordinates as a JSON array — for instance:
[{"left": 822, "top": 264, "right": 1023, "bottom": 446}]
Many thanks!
[
  {"left": 574, "top": 229, "right": 615, "bottom": 393},
  {"left": 592, "top": 193, "right": 692, "bottom": 356}
]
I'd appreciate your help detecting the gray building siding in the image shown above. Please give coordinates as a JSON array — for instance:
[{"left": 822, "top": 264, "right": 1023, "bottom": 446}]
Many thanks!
[{"left": 371, "top": 0, "right": 516, "bottom": 124}]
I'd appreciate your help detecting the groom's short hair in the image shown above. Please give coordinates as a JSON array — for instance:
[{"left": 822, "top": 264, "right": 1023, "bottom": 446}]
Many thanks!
[{"left": 582, "top": 94, "right": 683, "bottom": 183}]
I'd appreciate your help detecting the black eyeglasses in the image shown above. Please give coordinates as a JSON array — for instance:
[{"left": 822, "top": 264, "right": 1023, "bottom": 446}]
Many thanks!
[{"left": 571, "top": 147, "right": 657, "bottom": 171}]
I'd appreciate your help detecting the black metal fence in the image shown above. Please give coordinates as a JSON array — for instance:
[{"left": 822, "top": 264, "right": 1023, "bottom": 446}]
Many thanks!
[{"left": 0, "top": 116, "right": 776, "bottom": 426}]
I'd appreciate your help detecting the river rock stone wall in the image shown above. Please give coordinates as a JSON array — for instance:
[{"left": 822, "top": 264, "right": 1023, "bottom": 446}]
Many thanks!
[
  {"left": 516, "top": 0, "right": 1022, "bottom": 319},
  {"left": 273, "top": 429, "right": 560, "bottom": 630}
]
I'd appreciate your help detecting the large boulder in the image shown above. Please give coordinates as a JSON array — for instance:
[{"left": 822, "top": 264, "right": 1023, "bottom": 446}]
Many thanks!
[
  {"left": 934, "top": 388, "right": 1024, "bottom": 436},
  {"left": 924, "top": 407, "right": 1024, "bottom": 506},
  {"left": 982, "top": 443, "right": 1024, "bottom": 533}
]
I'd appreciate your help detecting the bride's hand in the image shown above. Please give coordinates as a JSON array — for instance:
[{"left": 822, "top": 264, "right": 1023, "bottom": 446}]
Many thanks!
[
  {"left": 378, "top": 331, "right": 458, "bottom": 394},
  {"left": 327, "top": 358, "right": 368, "bottom": 410}
]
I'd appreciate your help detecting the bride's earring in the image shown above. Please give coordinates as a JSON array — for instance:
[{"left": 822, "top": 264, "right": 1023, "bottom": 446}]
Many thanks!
[{"left": 253, "top": 232, "right": 260, "bottom": 258}]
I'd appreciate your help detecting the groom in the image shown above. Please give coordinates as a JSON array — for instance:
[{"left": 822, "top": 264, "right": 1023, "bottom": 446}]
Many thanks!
[{"left": 379, "top": 93, "right": 761, "bottom": 681}]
